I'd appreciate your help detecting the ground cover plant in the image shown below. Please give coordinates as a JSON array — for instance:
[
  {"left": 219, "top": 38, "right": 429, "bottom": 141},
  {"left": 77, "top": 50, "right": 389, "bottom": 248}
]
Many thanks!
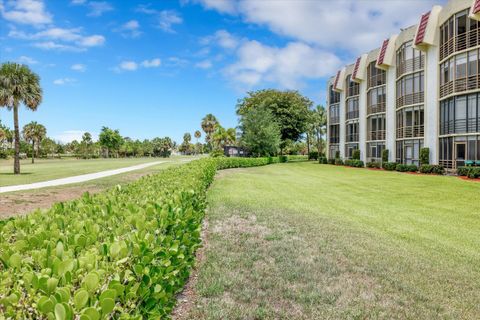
[
  {"left": 0, "top": 157, "right": 277, "bottom": 319},
  {"left": 186, "top": 162, "right": 480, "bottom": 319}
]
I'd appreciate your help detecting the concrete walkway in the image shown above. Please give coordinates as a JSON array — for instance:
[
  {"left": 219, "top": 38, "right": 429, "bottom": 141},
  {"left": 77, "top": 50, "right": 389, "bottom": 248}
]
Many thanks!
[{"left": 0, "top": 161, "right": 167, "bottom": 194}]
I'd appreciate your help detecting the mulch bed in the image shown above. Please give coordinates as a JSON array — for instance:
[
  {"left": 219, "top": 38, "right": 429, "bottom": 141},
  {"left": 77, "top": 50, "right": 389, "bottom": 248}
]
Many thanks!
[{"left": 458, "top": 176, "right": 480, "bottom": 182}]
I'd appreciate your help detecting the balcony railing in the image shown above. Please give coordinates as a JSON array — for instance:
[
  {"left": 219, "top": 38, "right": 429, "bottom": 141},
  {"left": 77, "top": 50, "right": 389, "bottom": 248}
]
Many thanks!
[
  {"left": 367, "top": 130, "right": 386, "bottom": 141},
  {"left": 396, "top": 56, "right": 424, "bottom": 78},
  {"left": 368, "top": 73, "right": 386, "bottom": 88},
  {"left": 329, "top": 136, "right": 339, "bottom": 144},
  {"left": 440, "top": 28, "right": 480, "bottom": 61},
  {"left": 346, "top": 110, "right": 359, "bottom": 120},
  {"left": 367, "top": 102, "right": 386, "bottom": 115},
  {"left": 329, "top": 116, "right": 340, "bottom": 124},
  {"left": 396, "top": 125, "right": 424, "bottom": 139},
  {"left": 346, "top": 134, "right": 359, "bottom": 142},
  {"left": 440, "top": 75, "right": 480, "bottom": 98},
  {"left": 396, "top": 92, "right": 424, "bottom": 108},
  {"left": 346, "top": 87, "right": 359, "bottom": 98}
]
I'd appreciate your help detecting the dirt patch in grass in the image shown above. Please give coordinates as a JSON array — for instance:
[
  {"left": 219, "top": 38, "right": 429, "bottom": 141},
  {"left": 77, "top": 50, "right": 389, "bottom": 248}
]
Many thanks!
[{"left": 0, "top": 186, "right": 103, "bottom": 219}]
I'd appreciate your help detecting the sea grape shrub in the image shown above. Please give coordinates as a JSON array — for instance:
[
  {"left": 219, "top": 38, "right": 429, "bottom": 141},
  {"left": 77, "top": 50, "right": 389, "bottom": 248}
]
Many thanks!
[
  {"left": 0, "top": 157, "right": 277, "bottom": 319},
  {"left": 382, "top": 162, "right": 397, "bottom": 171}
]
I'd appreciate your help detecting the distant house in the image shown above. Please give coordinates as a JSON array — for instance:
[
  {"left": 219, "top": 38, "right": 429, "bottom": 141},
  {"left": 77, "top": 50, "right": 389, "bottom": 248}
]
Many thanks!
[{"left": 223, "top": 145, "right": 247, "bottom": 157}]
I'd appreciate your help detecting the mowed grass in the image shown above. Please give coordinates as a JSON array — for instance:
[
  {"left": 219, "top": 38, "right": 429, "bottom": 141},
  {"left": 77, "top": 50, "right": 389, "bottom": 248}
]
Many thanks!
[
  {"left": 187, "top": 162, "right": 480, "bottom": 319},
  {"left": 0, "top": 156, "right": 187, "bottom": 187}
]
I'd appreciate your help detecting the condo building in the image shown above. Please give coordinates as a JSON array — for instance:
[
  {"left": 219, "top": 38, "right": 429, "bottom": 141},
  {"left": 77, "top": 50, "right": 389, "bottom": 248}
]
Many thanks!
[{"left": 326, "top": 0, "right": 480, "bottom": 169}]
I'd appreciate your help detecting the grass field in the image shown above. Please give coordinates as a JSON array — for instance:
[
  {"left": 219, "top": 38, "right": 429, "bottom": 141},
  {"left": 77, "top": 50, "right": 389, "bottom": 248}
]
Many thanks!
[
  {"left": 0, "top": 156, "right": 187, "bottom": 187},
  {"left": 185, "top": 162, "right": 480, "bottom": 319}
]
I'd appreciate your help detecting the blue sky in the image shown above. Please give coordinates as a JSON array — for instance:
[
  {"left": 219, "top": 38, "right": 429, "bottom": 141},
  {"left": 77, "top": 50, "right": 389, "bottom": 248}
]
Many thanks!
[{"left": 0, "top": 0, "right": 444, "bottom": 143}]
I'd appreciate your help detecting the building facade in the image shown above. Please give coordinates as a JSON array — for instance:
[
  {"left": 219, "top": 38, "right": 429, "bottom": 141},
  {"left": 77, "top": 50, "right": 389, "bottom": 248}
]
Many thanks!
[{"left": 326, "top": 0, "right": 480, "bottom": 169}]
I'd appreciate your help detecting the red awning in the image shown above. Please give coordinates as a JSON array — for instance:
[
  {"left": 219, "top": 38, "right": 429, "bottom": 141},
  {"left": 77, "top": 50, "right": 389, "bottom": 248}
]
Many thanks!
[
  {"left": 352, "top": 57, "right": 361, "bottom": 79},
  {"left": 473, "top": 0, "right": 480, "bottom": 14},
  {"left": 415, "top": 11, "right": 431, "bottom": 45},
  {"left": 333, "top": 70, "right": 341, "bottom": 89},
  {"left": 377, "top": 39, "right": 389, "bottom": 65}
]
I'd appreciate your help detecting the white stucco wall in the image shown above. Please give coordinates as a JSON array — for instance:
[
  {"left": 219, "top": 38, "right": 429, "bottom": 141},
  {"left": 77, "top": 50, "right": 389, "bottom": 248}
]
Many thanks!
[
  {"left": 339, "top": 91, "right": 346, "bottom": 158},
  {"left": 358, "top": 81, "right": 367, "bottom": 162},
  {"left": 385, "top": 66, "right": 396, "bottom": 161},
  {"left": 424, "top": 44, "right": 439, "bottom": 164}
]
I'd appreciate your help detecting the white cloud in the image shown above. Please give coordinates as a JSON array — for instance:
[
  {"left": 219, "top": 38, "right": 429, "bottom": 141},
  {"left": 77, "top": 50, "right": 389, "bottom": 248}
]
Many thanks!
[
  {"left": 166, "top": 57, "right": 188, "bottom": 67},
  {"left": 115, "top": 19, "right": 142, "bottom": 38},
  {"left": 186, "top": 0, "right": 237, "bottom": 14},
  {"left": 17, "top": 55, "right": 38, "bottom": 64},
  {"left": 53, "top": 78, "right": 76, "bottom": 85},
  {"left": 201, "top": 29, "right": 238, "bottom": 49},
  {"left": 225, "top": 40, "right": 342, "bottom": 89},
  {"left": 195, "top": 59, "right": 212, "bottom": 69},
  {"left": 141, "top": 58, "right": 161, "bottom": 68},
  {"left": 54, "top": 130, "right": 90, "bottom": 143},
  {"left": 71, "top": 0, "right": 86, "bottom": 4},
  {"left": 119, "top": 61, "right": 138, "bottom": 71},
  {"left": 0, "top": 0, "right": 53, "bottom": 26},
  {"left": 71, "top": 63, "right": 86, "bottom": 72},
  {"left": 87, "top": 1, "right": 113, "bottom": 17},
  {"left": 192, "top": 0, "right": 440, "bottom": 54},
  {"left": 137, "top": 5, "right": 182, "bottom": 33},
  {"left": 9, "top": 27, "right": 105, "bottom": 51}
]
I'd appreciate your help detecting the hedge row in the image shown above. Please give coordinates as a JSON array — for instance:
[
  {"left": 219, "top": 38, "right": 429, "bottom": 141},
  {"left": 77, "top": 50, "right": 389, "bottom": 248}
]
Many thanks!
[
  {"left": 457, "top": 166, "right": 480, "bottom": 178},
  {"left": 323, "top": 159, "right": 445, "bottom": 175},
  {"left": 0, "top": 157, "right": 276, "bottom": 319}
]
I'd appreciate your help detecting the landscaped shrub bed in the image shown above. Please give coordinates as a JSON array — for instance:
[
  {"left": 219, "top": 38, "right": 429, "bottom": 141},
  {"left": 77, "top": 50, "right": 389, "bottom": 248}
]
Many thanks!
[
  {"left": 366, "top": 162, "right": 381, "bottom": 169},
  {"left": 382, "top": 162, "right": 397, "bottom": 171},
  {"left": 344, "top": 159, "right": 364, "bottom": 168},
  {"left": 0, "top": 157, "right": 276, "bottom": 319},
  {"left": 396, "top": 164, "right": 418, "bottom": 172},
  {"left": 419, "top": 164, "right": 445, "bottom": 175}
]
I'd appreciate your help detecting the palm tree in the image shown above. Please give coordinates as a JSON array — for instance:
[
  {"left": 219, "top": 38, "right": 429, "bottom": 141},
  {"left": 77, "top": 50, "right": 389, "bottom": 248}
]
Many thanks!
[
  {"left": 194, "top": 130, "right": 201, "bottom": 143},
  {"left": 22, "top": 121, "right": 46, "bottom": 163},
  {"left": 212, "top": 125, "right": 236, "bottom": 149},
  {"left": 201, "top": 114, "right": 218, "bottom": 144},
  {"left": 0, "top": 63, "right": 43, "bottom": 174}
]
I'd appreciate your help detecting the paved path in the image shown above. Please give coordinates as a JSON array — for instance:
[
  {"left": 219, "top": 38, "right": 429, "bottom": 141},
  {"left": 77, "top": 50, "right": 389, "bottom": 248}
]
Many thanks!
[{"left": 0, "top": 161, "right": 168, "bottom": 194}]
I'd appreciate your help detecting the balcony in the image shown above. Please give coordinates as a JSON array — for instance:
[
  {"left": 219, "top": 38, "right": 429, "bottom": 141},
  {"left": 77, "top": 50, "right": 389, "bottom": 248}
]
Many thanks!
[
  {"left": 346, "top": 86, "right": 359, "bottom": 98},
  {"left": 396, "top": 125, "right": 424, "bottom": 139},
  {"left": 346, "top": 133, "right": 359, "bottom": 143},
  {"left": 368, "top": 73, "right": 386, "bottom": 88},
  {"left": 329, "top": 136, "right": 340, "bottom": 144},
  {"left": 396, "top": 92, "right": 424, "bottom": 108},
  {"left": 440, "top": 75, "right": 480, "bottom": 99},
  {"left": 367, "top": 130, "right": 386, "bottom": 141},
  {"left": 396, "top": 56, "right": 424, "bottom": 78},
  {"left": 346, "top": 110, "right": 359, "bottom": 120},
  {"left": 440, "top": 28, "right": 480, "bottom": 61},
  {"left": 329, "top": 116, "right": 340, "bottom": 124},
  {"left": 367, "top": 102, "right": 386, "bottom": 115}
]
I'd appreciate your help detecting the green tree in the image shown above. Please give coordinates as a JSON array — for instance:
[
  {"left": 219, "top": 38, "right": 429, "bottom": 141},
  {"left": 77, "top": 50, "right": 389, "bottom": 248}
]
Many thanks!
[
  {"left": 239, "top": 106, "right": 281, "bottom": 157},
  {"left": 236, "top": 89, "right": 312, "bottom": 153},
  {"left": 99, "top": 126, "right": 123, "bottom": 158},
  {"left": 201, "top": 114, "right": 218, "bottom": 150},
  {"left": 309, "top": 105, "right": 327, "bottom": 156},
  {"left": 152, "top": 137, "right": 173, "bottom": 157},
  {"left": 22, "top": 121, "right": 46, "bottom": 163},
  {"left": 0, "top": 62, "right": 43, "bottom": 174},
  {"left": 194, "top": 130, "right": 201, "bottom": 142},
  {"left": 40, "top": 137, "right": 57, "bottom": 158},
  {"left": 80, "top": 132, "right": 93, "bottom": 159},
  {"left": 179, "top": 132, "right": 193, "bottom": 154}
]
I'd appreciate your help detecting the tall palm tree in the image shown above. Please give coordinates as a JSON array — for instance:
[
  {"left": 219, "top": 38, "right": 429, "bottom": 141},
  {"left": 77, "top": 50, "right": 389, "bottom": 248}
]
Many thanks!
[
  {"left": 212, "top": 125, "right": 236, "bottom": 149},
  {"left": 201, "top": 114, "right": 218, "bottom": 144},
  {"left": 0, "top": 62, "right": 43, "bottom": 174},
  {"left": 194, "top": 130, "right": 201, "bottom": 143},
  {"left": 22, "top": 121, "right": 46, "bottom": 163}
]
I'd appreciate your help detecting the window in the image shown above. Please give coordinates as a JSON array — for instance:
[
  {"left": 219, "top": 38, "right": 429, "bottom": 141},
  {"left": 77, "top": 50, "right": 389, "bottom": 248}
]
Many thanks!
[
  {"left": 468, "top": 51, "right": 477, "bottom": 76},
  {"left": 456, "top": 53, "right": 467, "bottom": 78},
  {"left": 440, "top": 93, "right": 480, "bottom": 135}
]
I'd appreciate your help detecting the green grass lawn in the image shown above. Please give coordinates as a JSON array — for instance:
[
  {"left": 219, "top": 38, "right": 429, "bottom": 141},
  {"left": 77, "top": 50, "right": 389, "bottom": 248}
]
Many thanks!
[
  {"left": 0, "top": 156, "right": 188, "bottom": 187},
  {"left": 186, "top": 162, "right": 480, "bottom": 319}
]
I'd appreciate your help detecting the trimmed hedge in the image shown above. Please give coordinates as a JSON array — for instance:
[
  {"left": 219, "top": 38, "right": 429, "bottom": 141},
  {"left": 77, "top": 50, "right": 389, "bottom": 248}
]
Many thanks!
[
  {"left": 327, "top": 158, "right": 335, "bottom": 165},
  {"left": 396, "top": 164, "right": 418, "bottom": 172},
  {"left": 334, "top": 158, "right": 344, "bottom": 166},
  {"left": 308, "top": 151, "right": 319, "bottom": 160},
  {"left": 457, "top": 166, "right": 470, "bottom": 176},
  {"left": 420, "top": 147, "right": 430, "bottom": 165},
  {"left": 382, "top": 162, "right": 397, "bottom": 171},
  {"left": 352, "top": 150, "right": 360, "bottom": 160},
  {"left": 458, "top": 166, "right": 480, "bottom": 178},
  {"left": 318, "top": 157, "right": 328, "bottom": 164},
  {"left": 278, "top": 155, "right": 288, "bottom": 163},
  {"left": 0, "top": 157, "right": 277, "bottom": 319},
  {"left": 287, "top": 155, "right": 308, "bottom": 162},
  {"left": 344, "top": 159, "right": 364, "bottom": 168},
  {"left": 419, "top": 164, "right": 445, "bottom": 175},
  {"left": 381, "top": 149, "right": 389, "bottom": 163},
  {"left": 366, "top": 162, "right": 381, "bottom": 169}
]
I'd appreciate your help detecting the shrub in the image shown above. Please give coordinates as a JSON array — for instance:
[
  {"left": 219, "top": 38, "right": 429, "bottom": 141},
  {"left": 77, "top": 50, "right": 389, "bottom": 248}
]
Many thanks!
[
  {"left": 308, "top": 151, "right": 319, "bottom": 160},
  {"left": 0, "top": 149, "right": 8, "bottom": 159},
  {"left": 457, "top": 166, "right": 470, "bottom": 176},
  {"left": 420, "top": 147, "right": 430, "bottom": 165},
  {"left": 279, "top": 155, "right": 288, "bottom": 163},
  {"left": 334, "top": 158, "right": 344, "bottom": 165},
  {"left": 381, "top": 149, "right": 389, "bottom": 163},
  {"left": 396, "top": 164, "right": 418, "bottom": 172},
  {"left": 419, "top": 164, "right": 433, "bottom": 174},
  {"left": 382, "top": 162, "right": 397, "bottom": 171},
  {"left": 318, "top": 157, "right": 328, "bottom": 164},
  {"left": 352, "top": 149, "right": 360, "bottom": 160},
  {"left": 335, "top": 151, "right": 340, "bottom": 159},
  {"left": 344, "top": 159, "right": 364, "bottom": 168},
  {"left": 0, "top": 157, "right": 276, "bottom": 318},
  {"left": 287, "top": 155, "right": 308, "bottom": 162},
  {"left": 209, "top": 149, "right": 225, "bottom": 157},
  {"left": 431, "top": 165, "right": 445, "bottom": 175},
  {"left": 327, "top": 158, "right": 335, "bottom": 165},
  {"left": 366, "top": 162, "right": 381, "bottom": 169},
  {"left": 468, "top": 167, "right": 480, "bottom": 179}
]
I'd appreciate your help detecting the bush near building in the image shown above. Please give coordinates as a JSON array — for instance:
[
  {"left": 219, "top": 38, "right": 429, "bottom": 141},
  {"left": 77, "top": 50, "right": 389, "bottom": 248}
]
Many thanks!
[
  {"left": 366, "top": 162, "right": 381, "bottom": 169},
  {"left": 383, "top": 162, "right": 397, "bottom": 171},
  {"left": 420, "top": 148, "right": 430, "bottom": 165}
]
